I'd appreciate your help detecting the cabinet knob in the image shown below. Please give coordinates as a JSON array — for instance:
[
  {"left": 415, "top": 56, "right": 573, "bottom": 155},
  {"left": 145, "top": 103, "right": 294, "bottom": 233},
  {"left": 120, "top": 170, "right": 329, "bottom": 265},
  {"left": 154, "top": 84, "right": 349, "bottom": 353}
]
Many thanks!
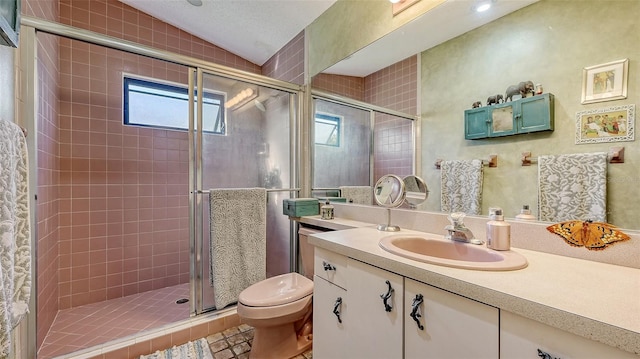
[
  {"left": 410, "top": 294, "right": 425, "bottom": 330},
  {"left": 380, "top": 280, "right": 394, "bottom": 312},
  {"left": 323, "top": 261, "right": 336, "bottom": 271},
  {"left": 332, "top": 297, "right": 343, "bottom": 323}
]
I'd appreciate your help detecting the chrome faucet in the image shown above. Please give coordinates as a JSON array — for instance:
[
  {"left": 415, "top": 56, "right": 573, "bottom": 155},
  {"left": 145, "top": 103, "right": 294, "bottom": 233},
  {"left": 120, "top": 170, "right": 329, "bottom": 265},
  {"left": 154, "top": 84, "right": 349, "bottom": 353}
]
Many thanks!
[{"left": 445, "top": 212, "right": 483, "bottom": 245}]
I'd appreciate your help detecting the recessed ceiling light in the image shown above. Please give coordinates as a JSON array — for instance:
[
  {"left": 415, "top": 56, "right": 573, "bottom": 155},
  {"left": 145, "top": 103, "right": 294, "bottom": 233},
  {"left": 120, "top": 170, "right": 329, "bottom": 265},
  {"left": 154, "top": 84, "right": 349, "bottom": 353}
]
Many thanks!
[
  {"left": 476, "top": 2, "right": 491, "bottom": 12},
  {"left": 187, "top": 0, "right": 202, "bottom": 6},
  {"left": 389, "top": 0, "right": 402, "bottom": 3}
]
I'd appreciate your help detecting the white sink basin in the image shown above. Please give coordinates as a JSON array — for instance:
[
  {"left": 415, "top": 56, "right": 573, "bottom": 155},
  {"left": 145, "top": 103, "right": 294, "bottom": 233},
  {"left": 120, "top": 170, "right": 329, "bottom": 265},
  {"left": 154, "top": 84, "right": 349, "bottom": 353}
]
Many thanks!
[{"left": 379, "top": 234, "right": 528, "bottom": 271}]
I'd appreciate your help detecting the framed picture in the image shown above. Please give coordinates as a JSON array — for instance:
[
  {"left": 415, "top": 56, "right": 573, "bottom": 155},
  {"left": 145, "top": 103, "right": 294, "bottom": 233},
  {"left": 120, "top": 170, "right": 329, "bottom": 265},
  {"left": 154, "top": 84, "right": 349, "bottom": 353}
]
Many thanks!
[
  {"left": 575, "top": 104, "right": 635, "bottom": 144},
  {"left": 581, "top": 59, "right": 628, "bottom": 104}
]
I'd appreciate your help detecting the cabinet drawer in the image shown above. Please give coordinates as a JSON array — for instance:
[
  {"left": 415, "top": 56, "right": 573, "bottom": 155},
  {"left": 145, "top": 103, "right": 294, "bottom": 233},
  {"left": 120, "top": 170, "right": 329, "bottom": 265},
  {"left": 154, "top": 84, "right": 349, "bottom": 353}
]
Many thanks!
[
  {"left": 314, "top": 247, "right": 348, "bottom": 289},
  {"left": 313, "top": 276, "right": 348, "bottom": 359},
  {"left": 501, "top": 311, "right": 636, "bottom": 359}
]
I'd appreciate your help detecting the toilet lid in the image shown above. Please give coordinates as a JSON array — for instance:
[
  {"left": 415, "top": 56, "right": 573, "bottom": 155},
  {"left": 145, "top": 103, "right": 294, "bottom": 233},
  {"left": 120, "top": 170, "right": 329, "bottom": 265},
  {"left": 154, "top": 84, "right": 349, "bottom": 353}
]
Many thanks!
[{"left": 239, "top": 272, "right": 313, "bottom": 307}]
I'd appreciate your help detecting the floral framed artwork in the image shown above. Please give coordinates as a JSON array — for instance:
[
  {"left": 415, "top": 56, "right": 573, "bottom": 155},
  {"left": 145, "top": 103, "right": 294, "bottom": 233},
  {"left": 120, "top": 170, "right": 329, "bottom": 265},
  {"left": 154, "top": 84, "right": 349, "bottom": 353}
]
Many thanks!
[
  {"left": 581, "top": 59, "right": 628, "bottom": 104},
  {"left": 575, "top": 104, "right": 635, "bottom": 144}
]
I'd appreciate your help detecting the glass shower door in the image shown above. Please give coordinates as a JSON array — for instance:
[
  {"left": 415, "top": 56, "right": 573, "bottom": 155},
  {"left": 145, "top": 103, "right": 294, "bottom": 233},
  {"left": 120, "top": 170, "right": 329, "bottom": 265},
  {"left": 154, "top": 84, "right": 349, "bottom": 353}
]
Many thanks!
[{"left": 191, "top": 69, "right": 296, "bottom": 313}]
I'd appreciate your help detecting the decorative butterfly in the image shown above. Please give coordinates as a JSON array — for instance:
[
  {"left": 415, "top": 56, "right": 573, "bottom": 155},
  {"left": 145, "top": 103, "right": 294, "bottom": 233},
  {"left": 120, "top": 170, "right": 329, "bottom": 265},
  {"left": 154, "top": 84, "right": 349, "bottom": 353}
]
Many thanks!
[{"left": 546, "top": 220, "right": 630, "bottom": 251}]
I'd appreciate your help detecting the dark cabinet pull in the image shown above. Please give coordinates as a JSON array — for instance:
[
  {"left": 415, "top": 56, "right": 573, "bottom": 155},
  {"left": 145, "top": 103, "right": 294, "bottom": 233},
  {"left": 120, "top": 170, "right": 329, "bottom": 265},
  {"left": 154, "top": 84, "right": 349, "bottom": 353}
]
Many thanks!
[
  {"left": 537, "top": 349, "right": 561, "bottom": 359},
  {"left": 380, "top": 280, "right": 394, "bottom": 312},
  {"left": 332, "top": 297, "right": 343, "bottom": 323},
  {"left": 323, "top": 261, "right": 336, "bottom": 271},
  {"left": 410, "top": 294, "right": 424, "bottom": 330}
]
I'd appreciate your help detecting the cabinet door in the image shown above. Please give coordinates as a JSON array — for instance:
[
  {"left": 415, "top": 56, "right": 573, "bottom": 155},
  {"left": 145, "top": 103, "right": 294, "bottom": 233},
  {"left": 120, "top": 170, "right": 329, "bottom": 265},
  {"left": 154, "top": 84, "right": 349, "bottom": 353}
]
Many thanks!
[
  {"left": 405, "top": 278, "right": 499, "bottom": 359},
  {"left": 501, "top": 311, "right": 637, "bottom": 359},
  {"left": 464, "top": 107, "right": 489, "bottom": 139},
  {"left": 346, "top": 259, "right": 403, "bottom": 359},
  {"left": 313, "top": 276, "right": 348, "bottom": 359},
  {"left": 518, "top": 93, "right": 554, "bottom": 133},
  {"left": 488, "top": 102, "right": 517, "bottom": 137}
]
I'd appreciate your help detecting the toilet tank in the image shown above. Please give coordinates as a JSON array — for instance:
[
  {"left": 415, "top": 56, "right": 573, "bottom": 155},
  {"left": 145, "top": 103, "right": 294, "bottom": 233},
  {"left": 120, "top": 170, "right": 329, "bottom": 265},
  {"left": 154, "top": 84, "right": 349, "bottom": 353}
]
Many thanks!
[{"left": 298, "top": 226, "right": 330, "bottom": 279}]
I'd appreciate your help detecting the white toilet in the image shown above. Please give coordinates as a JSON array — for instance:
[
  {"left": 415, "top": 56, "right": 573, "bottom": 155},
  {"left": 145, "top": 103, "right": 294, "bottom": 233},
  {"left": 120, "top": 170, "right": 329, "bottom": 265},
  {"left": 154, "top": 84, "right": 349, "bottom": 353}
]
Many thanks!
[{"left": 237, "top": 226, "right": 320, "bottom": 359}]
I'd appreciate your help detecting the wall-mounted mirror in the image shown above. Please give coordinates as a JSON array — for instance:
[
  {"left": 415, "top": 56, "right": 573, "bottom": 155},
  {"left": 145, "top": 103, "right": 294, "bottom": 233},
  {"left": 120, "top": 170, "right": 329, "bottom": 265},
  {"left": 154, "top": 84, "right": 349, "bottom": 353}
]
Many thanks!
[{"left": 309, "top": 0, "right": 638, "bottom": 231}]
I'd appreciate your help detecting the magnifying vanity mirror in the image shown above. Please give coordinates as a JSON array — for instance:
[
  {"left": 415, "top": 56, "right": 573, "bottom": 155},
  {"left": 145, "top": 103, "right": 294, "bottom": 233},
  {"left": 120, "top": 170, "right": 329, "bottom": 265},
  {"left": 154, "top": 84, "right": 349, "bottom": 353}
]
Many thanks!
[
  {"left": 375, "top": 174, "right": 429, "bottom": 232},
  {"left": 403, "top": 175, "right": 429, "bottom": 208}
]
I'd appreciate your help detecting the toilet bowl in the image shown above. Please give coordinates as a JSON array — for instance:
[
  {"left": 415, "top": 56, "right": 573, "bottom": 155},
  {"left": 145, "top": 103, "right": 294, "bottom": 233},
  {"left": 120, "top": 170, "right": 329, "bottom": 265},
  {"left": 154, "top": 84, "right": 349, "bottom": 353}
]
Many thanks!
[
  {"left": 237, "top": 226, "right": 323, "bottom": 359},
  {"left": 237, "top": 272, "right": 314, "bottom": 359}
]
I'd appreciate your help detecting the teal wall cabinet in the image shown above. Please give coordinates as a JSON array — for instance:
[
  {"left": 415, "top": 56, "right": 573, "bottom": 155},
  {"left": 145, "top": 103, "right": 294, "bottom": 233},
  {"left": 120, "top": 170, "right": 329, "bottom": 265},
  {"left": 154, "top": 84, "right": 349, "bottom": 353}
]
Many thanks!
[{"left": 464, "top": 93, "right": 554, "bottom": 140}]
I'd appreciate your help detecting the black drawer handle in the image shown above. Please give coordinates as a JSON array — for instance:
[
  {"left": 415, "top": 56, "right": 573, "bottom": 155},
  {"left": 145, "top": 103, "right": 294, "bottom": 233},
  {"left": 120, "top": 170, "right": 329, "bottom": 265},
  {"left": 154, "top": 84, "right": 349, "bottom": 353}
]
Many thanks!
[
  {"left": 410, "top": 294, "right": 424, "bottom": 330},
  {"left": 333, "top": 297, "right": 343, "bottom": 323},
  {"left": 380, "top": 280, "right": 394, "bottom": 312},
  {"left": 537, "top": 349, "right": 561, "bottom": 359},
  {"left": 323, "top": 261, "right": 336, "bottom": 271}
]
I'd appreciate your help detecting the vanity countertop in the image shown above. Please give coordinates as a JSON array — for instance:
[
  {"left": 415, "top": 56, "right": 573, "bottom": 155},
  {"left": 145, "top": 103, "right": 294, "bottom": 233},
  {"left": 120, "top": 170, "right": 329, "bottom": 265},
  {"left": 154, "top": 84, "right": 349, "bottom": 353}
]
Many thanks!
[{"left": 308, "top": 226, "right": 640, "bottom": 356}]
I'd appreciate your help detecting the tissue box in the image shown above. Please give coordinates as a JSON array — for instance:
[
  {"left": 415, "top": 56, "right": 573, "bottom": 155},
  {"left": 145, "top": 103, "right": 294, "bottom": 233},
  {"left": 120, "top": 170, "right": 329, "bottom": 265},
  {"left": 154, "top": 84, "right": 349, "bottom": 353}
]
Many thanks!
[{"left": 283, "top": 198, "right": 319, "bottom": 217}]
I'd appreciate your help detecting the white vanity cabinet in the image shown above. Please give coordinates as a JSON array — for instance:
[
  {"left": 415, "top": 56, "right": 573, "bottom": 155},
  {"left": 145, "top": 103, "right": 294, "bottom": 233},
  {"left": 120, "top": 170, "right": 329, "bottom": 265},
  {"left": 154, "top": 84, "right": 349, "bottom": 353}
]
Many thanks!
[
  {"left": 404, "top": 278, "right": 499, "bottom": 358},
  {"left": 501, "top": 311, "right": 637, "bottom": 359},
  {"left": 313, "top": 247, "right": 349, "bottom": 359},
  {"left": 346, "top": 258, "right": 404, "bottom": 358},
  {"left": 313, "top": 275, "right": 348, "bottom": 359}
]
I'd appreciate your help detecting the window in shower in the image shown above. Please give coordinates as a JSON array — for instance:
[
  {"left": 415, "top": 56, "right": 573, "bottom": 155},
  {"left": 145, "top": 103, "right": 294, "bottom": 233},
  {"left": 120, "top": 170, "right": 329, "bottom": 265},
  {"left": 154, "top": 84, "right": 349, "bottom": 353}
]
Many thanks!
[
  {"left": 123, "top": 75, "right": 226, "bottom": 134},
  {"left": 315, "top": 112, "right": 341, "bottom": 147}
]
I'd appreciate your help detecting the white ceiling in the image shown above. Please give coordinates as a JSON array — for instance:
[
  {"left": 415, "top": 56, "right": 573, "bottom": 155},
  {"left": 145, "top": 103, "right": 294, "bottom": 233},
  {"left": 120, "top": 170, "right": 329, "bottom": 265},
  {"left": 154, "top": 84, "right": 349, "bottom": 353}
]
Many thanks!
[
  {"left": 119, "top": 0, "right": 338, "bottom": 66},
  {"left": 120, "top": 0, "right": 538, "bottom": 77}
]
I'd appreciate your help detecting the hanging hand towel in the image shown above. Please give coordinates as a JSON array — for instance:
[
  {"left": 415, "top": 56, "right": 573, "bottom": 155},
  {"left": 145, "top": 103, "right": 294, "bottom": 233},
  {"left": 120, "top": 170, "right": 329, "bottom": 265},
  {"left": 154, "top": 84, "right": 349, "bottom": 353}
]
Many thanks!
[
  {"left": 538, "top": 152, "right": 607, "bottom": 222},
  {"left": 339, "top": 186, "right": 372, "bottom": 205},
  {"left": 440, "top": 159, "right": 483, "bottom": 215},
  {"left": 209, "top": 188, "right": 266, "bottom": 309},
  {"left": 0, "top": 120, "right": 32, "bottom": 357}
]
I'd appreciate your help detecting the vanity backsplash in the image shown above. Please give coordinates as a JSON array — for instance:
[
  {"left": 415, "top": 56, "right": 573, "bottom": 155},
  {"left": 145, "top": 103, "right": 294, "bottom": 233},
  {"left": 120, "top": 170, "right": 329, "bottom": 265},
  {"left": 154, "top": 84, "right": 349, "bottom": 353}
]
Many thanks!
[{"left": 329, "top": 203, "right": 640, "bottom": 269}]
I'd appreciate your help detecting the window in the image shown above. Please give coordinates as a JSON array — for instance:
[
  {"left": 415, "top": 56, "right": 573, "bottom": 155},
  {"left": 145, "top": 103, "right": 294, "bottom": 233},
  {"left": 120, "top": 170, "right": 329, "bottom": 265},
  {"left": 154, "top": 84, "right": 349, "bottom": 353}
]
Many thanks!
[
  {"left": 315, "top": 113, "right": 341, "bottom": 147},
  {"left": 123, "top": 76, "right": 225, "bottom": 134}
]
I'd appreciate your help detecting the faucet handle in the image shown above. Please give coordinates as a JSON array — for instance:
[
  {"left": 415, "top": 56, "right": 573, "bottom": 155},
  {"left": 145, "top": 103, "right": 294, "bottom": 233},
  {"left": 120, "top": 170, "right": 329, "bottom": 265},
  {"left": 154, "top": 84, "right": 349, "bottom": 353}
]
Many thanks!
[{"left": 448, "top": 212, "right": 467, "bottom": 228}]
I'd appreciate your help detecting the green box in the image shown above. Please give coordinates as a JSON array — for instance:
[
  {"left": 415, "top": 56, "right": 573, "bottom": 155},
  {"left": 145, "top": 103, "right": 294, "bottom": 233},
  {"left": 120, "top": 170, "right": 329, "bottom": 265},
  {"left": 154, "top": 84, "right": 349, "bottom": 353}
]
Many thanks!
[{"left": 283, "top": 198, "right": 320, "bottom": 217}]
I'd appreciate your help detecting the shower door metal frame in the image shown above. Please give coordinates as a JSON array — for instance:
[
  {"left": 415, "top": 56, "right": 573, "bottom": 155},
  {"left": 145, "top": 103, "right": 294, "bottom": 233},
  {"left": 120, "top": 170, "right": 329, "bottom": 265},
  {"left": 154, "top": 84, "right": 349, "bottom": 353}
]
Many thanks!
[
  {"left": 21, "top": 16, "right": 304, "bottom": 317},
  {"left": 190, "top": 68, "right": 303, "bottom": 314}
]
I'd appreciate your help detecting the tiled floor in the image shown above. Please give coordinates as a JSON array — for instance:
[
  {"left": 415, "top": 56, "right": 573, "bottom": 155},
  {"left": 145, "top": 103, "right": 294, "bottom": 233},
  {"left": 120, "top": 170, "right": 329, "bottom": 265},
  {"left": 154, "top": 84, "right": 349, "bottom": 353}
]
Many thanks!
[
  {"left": 38, "top": 283, "right": 191, "bottom": 359},
  {"left": 205, "top": 324, "right": 313, "bottom": 359}
]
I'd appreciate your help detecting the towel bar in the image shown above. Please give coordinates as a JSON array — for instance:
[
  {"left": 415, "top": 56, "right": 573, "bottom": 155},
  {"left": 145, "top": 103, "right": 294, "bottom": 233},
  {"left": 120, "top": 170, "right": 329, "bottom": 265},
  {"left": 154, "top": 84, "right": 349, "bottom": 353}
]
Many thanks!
[
  {"left": 195, "top": 188, "right": 301, "bottom": 194},
  {"left": 435, "top": 155, "right": 497, "bottom": 169},
  {"left": 522, "top": 148, "right": 624, "bottom": 166}
]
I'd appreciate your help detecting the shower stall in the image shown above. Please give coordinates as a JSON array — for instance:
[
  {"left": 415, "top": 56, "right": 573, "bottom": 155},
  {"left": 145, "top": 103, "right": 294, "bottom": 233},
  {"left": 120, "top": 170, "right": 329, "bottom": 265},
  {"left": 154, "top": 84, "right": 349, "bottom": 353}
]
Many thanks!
[{"left": 20, "top": 18, "right": 301, "bottom": 358}]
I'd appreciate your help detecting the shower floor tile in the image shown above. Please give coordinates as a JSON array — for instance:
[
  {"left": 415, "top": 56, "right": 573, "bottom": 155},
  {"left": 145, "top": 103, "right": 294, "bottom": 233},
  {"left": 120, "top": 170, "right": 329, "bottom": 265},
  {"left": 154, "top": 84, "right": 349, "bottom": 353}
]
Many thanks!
[{"left": 38, "top": 283, "right": 191, "bottom": 359}]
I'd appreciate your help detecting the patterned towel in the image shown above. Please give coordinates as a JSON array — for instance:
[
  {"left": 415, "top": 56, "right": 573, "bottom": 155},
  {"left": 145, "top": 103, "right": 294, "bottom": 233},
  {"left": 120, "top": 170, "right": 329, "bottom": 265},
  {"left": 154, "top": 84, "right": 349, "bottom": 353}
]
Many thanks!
[
  {"left": 538, "top": 152, "right": 607, "bottom": 222},
  {"left": 440, "top": 160, "right": 483, "bottom": 215},
  {"left": 209, "top": 188, "right": 266, "bottom": 309},
  {"left": 339, "top": 186, "right": 372, "bottom": 205},
  {"left": 0, "top": 120, "right": 32, "bottom": 357}
]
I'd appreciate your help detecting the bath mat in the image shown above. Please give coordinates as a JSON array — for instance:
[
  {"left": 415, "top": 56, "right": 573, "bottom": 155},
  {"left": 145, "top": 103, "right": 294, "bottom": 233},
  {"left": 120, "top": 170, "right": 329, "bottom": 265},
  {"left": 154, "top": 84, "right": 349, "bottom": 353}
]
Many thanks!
[{"left": 139, "top": 338, "right": 213, "bottom": 359}]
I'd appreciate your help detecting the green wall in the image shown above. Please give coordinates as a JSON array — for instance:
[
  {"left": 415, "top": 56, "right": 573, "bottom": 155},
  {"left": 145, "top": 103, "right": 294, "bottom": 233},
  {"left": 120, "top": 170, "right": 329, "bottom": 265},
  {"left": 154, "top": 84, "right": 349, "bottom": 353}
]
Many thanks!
[
  {"left": 307, "top": 0, "right": 445, "bottom": 76},
  {"left": 420, "top": 0, "right": 639, "bottom": 228}
]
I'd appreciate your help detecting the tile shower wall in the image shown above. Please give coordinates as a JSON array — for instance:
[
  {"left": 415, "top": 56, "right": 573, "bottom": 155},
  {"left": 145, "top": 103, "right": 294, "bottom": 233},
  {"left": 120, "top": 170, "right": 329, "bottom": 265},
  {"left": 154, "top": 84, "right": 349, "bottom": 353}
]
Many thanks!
[
  {"left": 263, "top": 31, "right": 305, "bottom": 85},
  {"left": 312, "top": 73, "right": 365, "bottom": 101},
  {"left": 55, "top": 0, "right": 263, "bottom": 311},
  {"left": 366, "top": 56, "right": 417, "bottom": 181}
]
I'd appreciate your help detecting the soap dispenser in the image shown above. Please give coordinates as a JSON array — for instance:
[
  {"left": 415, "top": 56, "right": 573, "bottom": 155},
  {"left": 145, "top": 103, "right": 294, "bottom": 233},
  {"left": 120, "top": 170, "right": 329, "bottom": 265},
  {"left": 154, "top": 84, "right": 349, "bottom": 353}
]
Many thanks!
[
  {"left": 486, "top": 207, "right": 510, "bottom": 251},
  {"left": 515, "top": 205, "right": 536, "bottom": 221},
  {"left": 321, "top": 200, "right": 334, "bottom": 220}
]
